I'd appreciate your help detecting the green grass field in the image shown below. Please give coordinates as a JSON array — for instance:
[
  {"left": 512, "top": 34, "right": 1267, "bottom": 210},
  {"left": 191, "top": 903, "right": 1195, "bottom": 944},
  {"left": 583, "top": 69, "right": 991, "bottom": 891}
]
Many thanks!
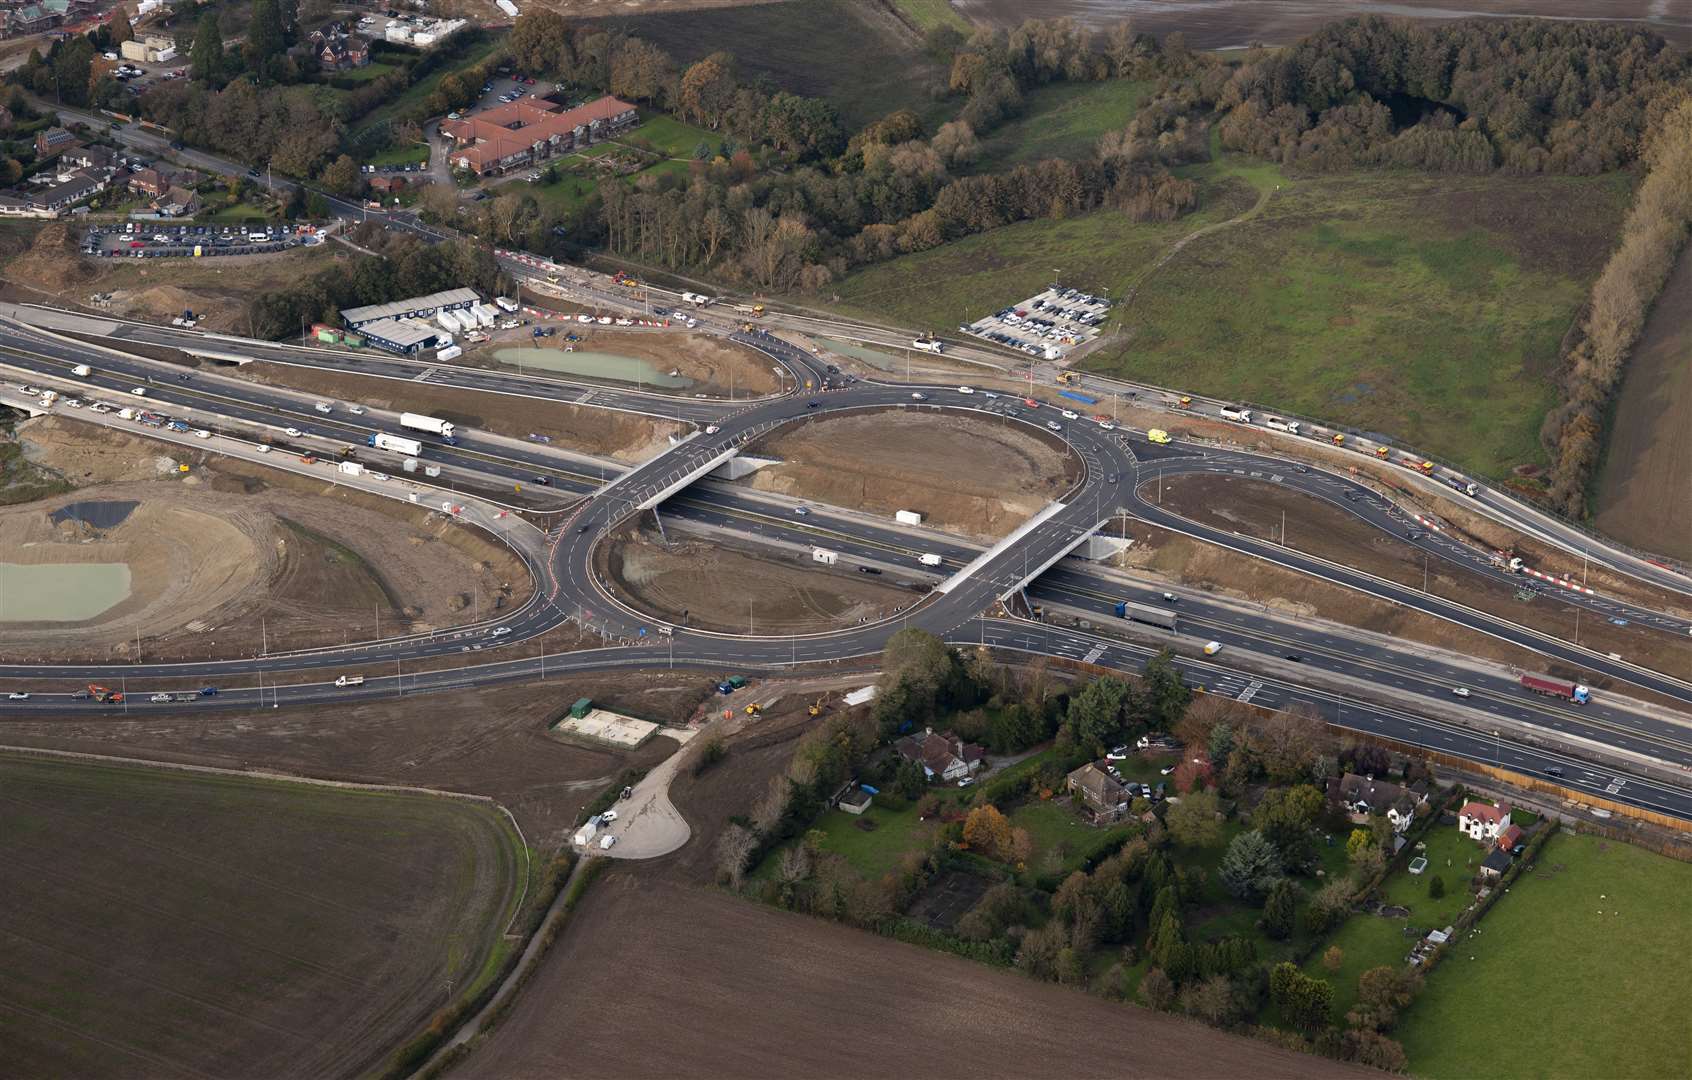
[
  {"left": 0, "top": 752, "right": 521, "bottom": 1077},
  {"left": 1089, "top": 170, "right": 1631, "bottom": 477},
  {"left": 606, "top": 0, "right": 950, "bottom": 130},
  {"left": 1397, "top": 832, "right": 1692, "bottom": 1080},
  {"left": 889, "top": 0, "right": 970, "bottom": 32},
  {"left": 806, "top": 801, "right": 938, "bottom": 880},
  {"left": 972, "top": 80, "right": 1151, "bottom": 171},
  {"left": 831, "top": 176, "right": 1259, "bottom": 332}
]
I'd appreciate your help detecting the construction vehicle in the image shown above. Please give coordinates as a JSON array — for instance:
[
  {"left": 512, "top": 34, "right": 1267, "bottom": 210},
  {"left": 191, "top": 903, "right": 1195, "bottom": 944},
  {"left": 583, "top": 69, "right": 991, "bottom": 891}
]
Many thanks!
[
  {"left": 1219, "top": 405, "right": 1252, "bottom": 423},
  {"left": 1055, "top": 371, "right": 1080, "bottom": 385},
  {"left": 88, "top": 684, "right": 123, "bottom": 703},
  {"left": 1375, "top": 446, "right": 1391, "bottom": 458},
  {"left": 1176, "top": 396, "right": 1192, "bottom": 408},
  {"left": 1331, "top": 433, "right": 1346, "bottom": 445},
  {"left": 807, "top": 693, "right": 833, "bottom": 717},
  {"left": 732, "top": 303, "right": 764, "bottom": 317},
  {"left": 744, "top": 702, "right": 761, "bottom": 716}
]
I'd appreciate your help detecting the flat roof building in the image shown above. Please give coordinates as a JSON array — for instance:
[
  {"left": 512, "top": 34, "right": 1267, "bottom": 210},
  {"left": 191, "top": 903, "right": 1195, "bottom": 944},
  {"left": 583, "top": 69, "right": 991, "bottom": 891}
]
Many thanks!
[
  {"left": 355, "top": 317, "right": 440, "bottom": 354},
  {"left": 341, "top": 287, "right": 480, "bottom": 329}
]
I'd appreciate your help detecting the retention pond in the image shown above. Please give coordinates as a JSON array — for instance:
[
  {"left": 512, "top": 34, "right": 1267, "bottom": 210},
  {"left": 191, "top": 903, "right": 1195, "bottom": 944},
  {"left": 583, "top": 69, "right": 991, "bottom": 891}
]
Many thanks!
[{"left": 0, "top": 562, "right": 133, "bottom": 622}]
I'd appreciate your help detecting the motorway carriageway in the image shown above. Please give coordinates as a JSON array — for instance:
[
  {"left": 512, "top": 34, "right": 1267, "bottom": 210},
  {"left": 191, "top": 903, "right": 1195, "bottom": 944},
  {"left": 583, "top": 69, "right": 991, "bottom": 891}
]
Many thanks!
[{"left": 6, "top": 336, "right": 1692, "bottom": 716}]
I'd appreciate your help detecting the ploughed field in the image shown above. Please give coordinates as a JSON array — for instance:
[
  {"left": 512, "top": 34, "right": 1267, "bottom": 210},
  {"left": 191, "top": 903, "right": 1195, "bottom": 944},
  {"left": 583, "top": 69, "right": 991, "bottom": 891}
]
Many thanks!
[{"left": 0, "top": 752, "right": 521, "bottom": 1079}]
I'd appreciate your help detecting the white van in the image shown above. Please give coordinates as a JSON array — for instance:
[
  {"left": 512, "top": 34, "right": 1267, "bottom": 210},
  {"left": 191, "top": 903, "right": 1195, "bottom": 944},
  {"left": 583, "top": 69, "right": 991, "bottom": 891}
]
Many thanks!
[{"left": 334, "top": 674, "right": 364, "bottom": 687}]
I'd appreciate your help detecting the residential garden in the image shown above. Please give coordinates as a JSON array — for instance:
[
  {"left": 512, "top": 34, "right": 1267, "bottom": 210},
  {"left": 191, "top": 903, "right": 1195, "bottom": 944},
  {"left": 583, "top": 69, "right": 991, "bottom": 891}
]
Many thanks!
[{"left": 722, "top": 629, "right": 1603, "bottom": 1073}]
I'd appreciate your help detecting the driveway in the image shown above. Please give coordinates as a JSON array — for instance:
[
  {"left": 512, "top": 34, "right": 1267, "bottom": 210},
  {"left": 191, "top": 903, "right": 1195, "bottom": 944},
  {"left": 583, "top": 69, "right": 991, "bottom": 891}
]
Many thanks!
[{"left": 598, "top": 727, "right": 696, "bottom": 860}]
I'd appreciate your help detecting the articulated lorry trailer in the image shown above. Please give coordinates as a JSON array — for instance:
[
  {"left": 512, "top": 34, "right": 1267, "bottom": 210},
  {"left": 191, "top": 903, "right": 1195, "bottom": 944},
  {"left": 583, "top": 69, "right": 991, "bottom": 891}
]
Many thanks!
[
  {"left": 1519, "top": 673, "right": 1590, "bottom": 705},
  {"left": 1114, "top": 600, "right": 1177, "bottom": 631},
  {"left": 367, "top": 432, "right": 424, "bottom": 456},
  {"left": 400, "top": 412, "right": 457, "bottom": 443}
]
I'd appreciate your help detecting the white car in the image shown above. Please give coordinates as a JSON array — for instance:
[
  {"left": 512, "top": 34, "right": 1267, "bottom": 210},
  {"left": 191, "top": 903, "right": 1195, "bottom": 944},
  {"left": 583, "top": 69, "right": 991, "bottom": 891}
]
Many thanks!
[
  {"left": 1106, "top": 746, "right": 1128, "bottom": 761},
  {"left": 1061, "top": 410, "right": 1079, "bottom": 420},
  {"left": 1452, "top": 687, "right": 1472, "bottom": 698},
  {"left": 910, "top": 392, "right": 927, "bottom": 401},
  {"left": 284, "top": 427, "right": 302, "bottom": 437},
  {"left": 131, "top": 387, "right": 147, "bottom": 396},
  {"left": 255, "top": 444, "right": 271, "bottom": 453},
  {"left": 348, "top": 405, "right": 366, "bottom": 415},
  {"left": 597, "top": 316, "right": 612, "bottom": 324},
  {"left": 194, "top": 429, "right": 211, "bottom": 439},
  {"left": 1098, "top": 421, "right": 1116, "bottom": 431},
  {"left": 149, "top": 693, "right": 172, "bottom": 703},
  {"left": 599, "top": 834, "right": 618, "bottom": 850},
  {"left": 576, "top": 314, "right": 593, "bottom": 323},
  {"left": 490, "top": 626, "right": 512, "bottom": 637},
  {"left": 64, "top": 398, "right": 83, "bottom": 408},
  {"left": 615, "top": 317, "right": 633, "bottom": 326},
  {"left": 982, "top": 391, "right": 1000, "bottom": 399},
  {"left": 704, "top": 425, "right": 719, "bottom": 435},
  {"left": 956, "top": 386, "right": 974, "bottom": 395},
  {"left": 957, "top": 776, "right": 975, "bottom": 788},
  {"left": 600, "top": 809, "right": 619, "bottom": 823},
  {"left": 7, "top": 691, "right": 29, "bottom": 700}
]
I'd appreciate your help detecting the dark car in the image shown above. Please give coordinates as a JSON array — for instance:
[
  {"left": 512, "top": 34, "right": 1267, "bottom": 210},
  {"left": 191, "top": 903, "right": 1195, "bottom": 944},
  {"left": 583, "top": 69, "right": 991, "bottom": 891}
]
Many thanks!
[
  {"left": 532, "top": 475, "right": 551, "bottom": 486},
  {"left": 1284, "top": 654, "right": 1304, "bottom": 662},
  {"left": 577, "top": 524, "right": 591, "bottom": 533},
  {"left": 857, "top": 566, "right": 882, "bottom": 575},
  {"left": 806, "top": 399, "right": 821, "bottom": 408},
  {"left": 1545, "top": 766, "right": 1565, "bottom": 778}
]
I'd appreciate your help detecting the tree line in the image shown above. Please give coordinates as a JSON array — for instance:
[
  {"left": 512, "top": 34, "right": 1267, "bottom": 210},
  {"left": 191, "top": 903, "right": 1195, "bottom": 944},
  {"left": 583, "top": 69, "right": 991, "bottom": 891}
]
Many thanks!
[
  {"left": 1540, "top": 95, "right": 1692, "bottom": 517},
  {"left": 1184, "top": 17, "right": 1689, "bottom": 175},
  {"left": 241, "top": 229, "right": 500, "bottom": 339}
]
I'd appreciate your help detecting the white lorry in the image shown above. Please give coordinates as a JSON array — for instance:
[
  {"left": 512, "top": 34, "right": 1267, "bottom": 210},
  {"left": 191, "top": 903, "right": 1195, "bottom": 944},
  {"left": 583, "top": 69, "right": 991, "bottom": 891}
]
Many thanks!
[
  {"left": 334, "top": 674, "right": 364, "bottom": 687},
  {"left": 681, "top": 292, "right": 712, "bottom": 307},
  {"left": 1264, "top": 416, "right": 1300, "bottom": 435},
  {"left": 919, "top": 553, "right": 943, "bottom": 567},
  {"left": 811, "top": 547, "right": 839, "bottom": 566},
  {"left": 401, "top": 413, "right": 456, "bottom": 441},
  {"left": 895, "top": 510, "right": 923, "bottom": 526},
  {"left": 1219, "top": 406, "right": 1252, "bottom": 423},
  {"left": 911, "top": 338, "right": 944, "bottom": 354},
  {"left": 368, "top": 432, "right": 424, "bottom": 456},
  {"left": 72, "top": 364, "right": 92, "bottom": 377},
  {"left": 495, "top": 296, "right": 519, "bottom": 313}
]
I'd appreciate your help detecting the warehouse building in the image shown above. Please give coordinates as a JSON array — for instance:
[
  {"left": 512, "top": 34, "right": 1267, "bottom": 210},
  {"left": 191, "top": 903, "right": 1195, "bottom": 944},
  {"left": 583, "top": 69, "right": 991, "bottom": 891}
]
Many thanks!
[
  {"left": 340, "top": 287, "right": 480, "bottom": 330},
  {"left": 355, "top": 318, "right": 440, "bottom": 355}
]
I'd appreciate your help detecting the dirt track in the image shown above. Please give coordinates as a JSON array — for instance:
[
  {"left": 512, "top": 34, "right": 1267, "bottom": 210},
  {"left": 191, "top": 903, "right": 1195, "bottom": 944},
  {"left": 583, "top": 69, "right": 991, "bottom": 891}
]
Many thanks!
[
  {"left": 1596, "top": 245, "right": 1692, "bottom": 561},
  {"left": 456, "top": 872, "right": 1366, "bottom": 1080},
  {"left": 740, "top": 408, "right": 1078, "bottom": 540},
  {"left": 4, "top": 419, "right": 529, "bottom": 661}
]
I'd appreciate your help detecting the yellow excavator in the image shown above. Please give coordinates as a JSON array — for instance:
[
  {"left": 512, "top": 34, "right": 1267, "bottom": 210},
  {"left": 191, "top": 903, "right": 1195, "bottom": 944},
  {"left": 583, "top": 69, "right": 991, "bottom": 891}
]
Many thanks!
[{"left": 807, "top": 693, "right": 833, "bottom": 717}]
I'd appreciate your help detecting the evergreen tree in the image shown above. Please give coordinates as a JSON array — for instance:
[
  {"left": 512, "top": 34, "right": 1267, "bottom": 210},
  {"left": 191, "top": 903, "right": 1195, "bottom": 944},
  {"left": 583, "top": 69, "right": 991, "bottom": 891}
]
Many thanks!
[{"left": 190, "top": 14, "right": 224, "bottom": 84}]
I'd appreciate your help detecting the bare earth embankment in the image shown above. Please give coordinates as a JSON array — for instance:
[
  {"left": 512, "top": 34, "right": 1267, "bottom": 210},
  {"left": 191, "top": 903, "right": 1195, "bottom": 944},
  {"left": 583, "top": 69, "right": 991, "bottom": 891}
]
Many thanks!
[
  {"left": 739, "top": 408, "right": 1078, "bottom": 540},
  {"left": 4, "top": 419, "right": 528, "bottom": 660},
  {"left": 1596, "top": 244, "right": 1692, "bottom": 561}
]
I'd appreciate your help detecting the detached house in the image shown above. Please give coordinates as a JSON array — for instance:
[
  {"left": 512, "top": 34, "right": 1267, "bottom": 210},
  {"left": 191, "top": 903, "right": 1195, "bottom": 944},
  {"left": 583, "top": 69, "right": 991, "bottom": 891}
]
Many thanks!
[
  {"left": 1327, "top": 772, "right": 1429, "bottom": 834},
  {"left": 1067, "top": 762, "right": 1129, "bottom": 822},
  {"left": 893, "top": 728, "right": 985, "bottom": 784},
  {"left": 35, "top": 126, "right": 77, "bottom": 159},
  {"left": 1458, "top": 800, "right": 1513, "bottom": 844}
]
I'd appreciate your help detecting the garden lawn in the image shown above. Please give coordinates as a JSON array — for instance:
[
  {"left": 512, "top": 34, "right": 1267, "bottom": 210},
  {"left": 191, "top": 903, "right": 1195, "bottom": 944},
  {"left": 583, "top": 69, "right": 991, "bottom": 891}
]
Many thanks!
[
  {"left": 799, "top": 801, "right": 935, "bottom": 881},
  {"left": 1397, "top": 832, "right": 1692, "bottom": 1080},
  {"left": 972, "top": 80, "right": 1152, "bottom": 171},
  {"left": 1088, "top": 170, "right": 1632, "bottom": 477},
  {"left": 619, "top": 114, "right": 717, "bottom": 159},
  {"left": 1303, "top": 826, "right": 1485, "bottom": 1020},
  {"left": 200, "top": 202, "right": 273, "bottom": 223},
  {"left": 367, "top": 142, "right": 429, "bottom": 167},
  {"left": 1010, "top": 798, "right": 1134, "bottom": 879}
]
